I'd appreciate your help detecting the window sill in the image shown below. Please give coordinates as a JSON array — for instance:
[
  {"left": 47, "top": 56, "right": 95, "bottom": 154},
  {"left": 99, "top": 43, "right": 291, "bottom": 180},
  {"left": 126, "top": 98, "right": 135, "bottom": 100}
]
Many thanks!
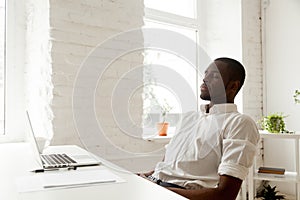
[
  {"left": 142, "top": 127, "right": 175, "bottom": 143},
  {"left": 0, "top": 135, "right": 25, "bottom": 144}
]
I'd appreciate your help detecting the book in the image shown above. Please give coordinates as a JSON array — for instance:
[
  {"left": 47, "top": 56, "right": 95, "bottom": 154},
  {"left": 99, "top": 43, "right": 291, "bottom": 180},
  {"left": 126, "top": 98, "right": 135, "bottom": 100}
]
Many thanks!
[{"left": 258, "top": 167, "right": 285, "bottom": 175}]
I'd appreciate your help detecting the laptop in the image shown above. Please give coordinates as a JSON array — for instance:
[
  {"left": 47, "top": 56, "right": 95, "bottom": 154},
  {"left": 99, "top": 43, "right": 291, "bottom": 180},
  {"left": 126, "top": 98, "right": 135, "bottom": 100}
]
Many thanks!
[{"left": 26, "top": 111, "right": 101, "bottom": 171}]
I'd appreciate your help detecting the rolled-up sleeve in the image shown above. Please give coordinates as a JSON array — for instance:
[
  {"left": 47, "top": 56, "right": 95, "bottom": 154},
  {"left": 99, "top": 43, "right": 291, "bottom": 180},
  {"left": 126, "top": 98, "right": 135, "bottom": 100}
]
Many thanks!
[{"left": 218, "top": 115, "right": 260, "bottom": 180}]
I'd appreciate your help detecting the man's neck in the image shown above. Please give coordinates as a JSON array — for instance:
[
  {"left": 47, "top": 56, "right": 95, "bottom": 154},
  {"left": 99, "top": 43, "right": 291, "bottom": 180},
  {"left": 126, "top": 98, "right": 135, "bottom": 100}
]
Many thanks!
[
  {"left": 206, "top": 100, "right": 234, "bottom": 113},
  {"left": 205, "top": 104, "right": 210, "bottom": 113}
]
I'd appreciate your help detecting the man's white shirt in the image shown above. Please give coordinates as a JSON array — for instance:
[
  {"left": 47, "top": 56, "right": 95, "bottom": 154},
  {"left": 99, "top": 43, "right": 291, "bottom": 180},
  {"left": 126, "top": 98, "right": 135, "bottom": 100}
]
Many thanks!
[{"left": 152, "top": 104, "right": 259, "bottom": 189}]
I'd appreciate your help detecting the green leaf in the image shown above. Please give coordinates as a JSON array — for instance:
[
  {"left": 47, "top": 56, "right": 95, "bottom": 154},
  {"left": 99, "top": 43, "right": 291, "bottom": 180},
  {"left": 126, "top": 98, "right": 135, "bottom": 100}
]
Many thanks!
[
  {"left": 294, "top": 89, "right": 300, "bottom": 104},
  {"left": 256, "top": 184, "right": 285, "bottom": 200},
  {"left": 259, "top": 113, "right": 287, "bottom": 133}
]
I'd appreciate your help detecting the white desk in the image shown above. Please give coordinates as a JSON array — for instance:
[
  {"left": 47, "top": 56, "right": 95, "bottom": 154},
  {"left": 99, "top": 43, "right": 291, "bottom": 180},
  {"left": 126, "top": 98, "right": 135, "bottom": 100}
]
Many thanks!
[{"left": 0, "top": 142, "right": 187, "bottom": 200}]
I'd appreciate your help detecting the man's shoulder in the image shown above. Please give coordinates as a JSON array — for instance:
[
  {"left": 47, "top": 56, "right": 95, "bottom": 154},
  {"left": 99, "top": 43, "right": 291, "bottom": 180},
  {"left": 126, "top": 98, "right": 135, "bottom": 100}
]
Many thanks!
[
  {"left": 225, "top": 112, "right": 260, "bottom": 139},
  {"left": 224, "top": 112, "right": 258, "bottom": 130},
  {"left": 228, "top": 111, "right": 256, "bottom": 124}
]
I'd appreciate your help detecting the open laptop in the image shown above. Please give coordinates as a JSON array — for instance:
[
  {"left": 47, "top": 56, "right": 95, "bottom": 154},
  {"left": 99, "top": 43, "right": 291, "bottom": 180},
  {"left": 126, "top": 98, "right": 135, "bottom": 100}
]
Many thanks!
[{"left": 26, "top": 111, "right": 101, "bottom": 170}]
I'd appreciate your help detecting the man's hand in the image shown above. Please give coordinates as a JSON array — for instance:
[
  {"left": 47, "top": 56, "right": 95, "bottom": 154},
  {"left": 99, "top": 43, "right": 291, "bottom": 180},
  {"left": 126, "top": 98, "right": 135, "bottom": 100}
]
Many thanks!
[
  {"left": 136, "top": 170, "right": 154, "bottom": 177},
  {"left": 136, "top": 170, "right": 158, "bottom": 183}
]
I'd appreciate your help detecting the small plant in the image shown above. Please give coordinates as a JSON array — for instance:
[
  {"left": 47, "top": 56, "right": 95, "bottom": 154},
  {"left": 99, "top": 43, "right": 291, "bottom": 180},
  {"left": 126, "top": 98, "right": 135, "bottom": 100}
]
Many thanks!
[
  {"left": 259, "top": 113, "right": 287, "bottom": 133},
  {"left": 294, "top": 89, "right": 300, "bottom": 104},
  {"left": 142, "top": 84, "right": 173, "bottom": 124},
  {"left": 159, "top": 99, "right": 173, "bottom": 122},
  {"left": 256, "top": 184, "right": 285, "bottom": 200}
]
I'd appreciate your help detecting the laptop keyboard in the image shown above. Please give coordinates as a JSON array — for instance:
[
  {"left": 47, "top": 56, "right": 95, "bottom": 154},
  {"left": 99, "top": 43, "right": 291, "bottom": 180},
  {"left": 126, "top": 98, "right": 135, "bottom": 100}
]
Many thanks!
[{"left": 41, "top": 154, "right": 77, "bottom": 168}]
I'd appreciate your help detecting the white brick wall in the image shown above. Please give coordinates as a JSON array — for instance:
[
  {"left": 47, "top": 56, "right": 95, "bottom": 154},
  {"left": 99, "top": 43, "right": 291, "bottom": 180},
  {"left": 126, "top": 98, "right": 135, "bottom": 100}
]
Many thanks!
[
  {"left": 49, "top": 0, "right": 145, "bottom": 146},
  {"left": 241, "top": 0, "right": 263, "bottom": 122},
  {"left": 241, "top": 0, "right": 264, "bottom": 196},
  {"left": 25, "top": 0, "right": 53, "bottom": 140}
]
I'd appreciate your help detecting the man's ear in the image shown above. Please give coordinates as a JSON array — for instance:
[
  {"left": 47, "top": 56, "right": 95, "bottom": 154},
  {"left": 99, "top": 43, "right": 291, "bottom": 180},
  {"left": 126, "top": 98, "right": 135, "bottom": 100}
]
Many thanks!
[{"left": 228, "top": 80, "right": 240, "bottom": 93}]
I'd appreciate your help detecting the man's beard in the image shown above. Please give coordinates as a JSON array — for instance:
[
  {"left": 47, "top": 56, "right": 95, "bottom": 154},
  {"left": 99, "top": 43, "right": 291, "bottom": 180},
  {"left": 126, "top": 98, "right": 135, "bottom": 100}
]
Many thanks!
[{"left": 200, "top": 93, "right": 211, "bottom": 101}]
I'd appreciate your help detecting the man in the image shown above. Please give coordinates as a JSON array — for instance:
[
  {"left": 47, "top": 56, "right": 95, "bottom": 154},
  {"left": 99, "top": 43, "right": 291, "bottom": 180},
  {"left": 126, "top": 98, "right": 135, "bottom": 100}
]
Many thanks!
[{"left": 138, "top": 57, "right": 259, "bottom": 200}]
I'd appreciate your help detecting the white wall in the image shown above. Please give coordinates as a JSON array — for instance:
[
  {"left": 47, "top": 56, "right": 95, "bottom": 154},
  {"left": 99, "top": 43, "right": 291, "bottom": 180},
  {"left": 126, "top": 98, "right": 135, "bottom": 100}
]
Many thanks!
[
  {"left": 241, "top": 0, "right": 263, "bottom": 121},
  {"left": 198, "top": 0, "right": 242, "bottom": 60},
  {"left": 265, "top": 0, "right": 300, "bottom": 129},
  {"left": 264, "top": 0, "right": 300, "bottom": 195},
  {"left": 25, "top": 0, "right": 53, "bottom": 141}
]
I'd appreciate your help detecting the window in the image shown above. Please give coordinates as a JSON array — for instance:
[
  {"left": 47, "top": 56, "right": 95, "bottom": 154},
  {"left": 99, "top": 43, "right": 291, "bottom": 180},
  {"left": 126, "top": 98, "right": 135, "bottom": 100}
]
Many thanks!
[
  {"left": 0, "top": 0, "right": 6, "bottom": 134},
  {"left": 143, "top": 1, "right": 206, "bottom": 135},
  {"left": 0, "top": 0, "right": 25, "bottom": 141},
  {"left": 144, "top": 0, "right": 196, "bottom": 19},
  {"left": 143, "top": 21, "right": 199, "bottom": 114}
]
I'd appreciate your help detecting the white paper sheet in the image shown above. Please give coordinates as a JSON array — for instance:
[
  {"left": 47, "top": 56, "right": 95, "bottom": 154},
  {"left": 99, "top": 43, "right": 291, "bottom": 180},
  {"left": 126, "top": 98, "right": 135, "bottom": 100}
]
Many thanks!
[{"left": 16, "top": 169, "right": 125, "bottom": 193}]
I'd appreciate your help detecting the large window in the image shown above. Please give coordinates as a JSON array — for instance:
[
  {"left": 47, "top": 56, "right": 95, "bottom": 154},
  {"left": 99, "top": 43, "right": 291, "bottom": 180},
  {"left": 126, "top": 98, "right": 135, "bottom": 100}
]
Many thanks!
[
  {"left": 143, "top": 0, "right": 206, "bottom": 134},
  {"left": 0, "top": 0, "right": 6, "bottom": 134},
  {"left": 0, "top": 0, "right": 25, "bottom": 140}
]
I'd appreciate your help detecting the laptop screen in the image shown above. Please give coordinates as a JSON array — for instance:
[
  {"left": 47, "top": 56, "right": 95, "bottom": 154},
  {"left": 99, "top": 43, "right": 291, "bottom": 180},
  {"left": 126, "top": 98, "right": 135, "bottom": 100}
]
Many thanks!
[{"left": 26, "top": 111, "right": 45, "bottom": 167}]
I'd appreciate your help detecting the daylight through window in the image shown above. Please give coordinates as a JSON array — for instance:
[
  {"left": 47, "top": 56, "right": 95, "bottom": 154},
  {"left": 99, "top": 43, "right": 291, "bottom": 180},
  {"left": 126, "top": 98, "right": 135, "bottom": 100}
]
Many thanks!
[
  {"left": 0, "top": 0, "right": 6, "bottom": 134},
  {"left": 142, "top": 0, "right": 202, "bottom": 132}
]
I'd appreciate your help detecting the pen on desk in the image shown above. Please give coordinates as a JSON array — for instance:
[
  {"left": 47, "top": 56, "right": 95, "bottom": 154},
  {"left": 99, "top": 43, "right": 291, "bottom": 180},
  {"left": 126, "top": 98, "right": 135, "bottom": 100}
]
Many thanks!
[
  {"left": 31, "top": 168, "right": 59, "bottom": 173},
  {"left": 31, "top": 166, "right": 77, "bottom": 173}
]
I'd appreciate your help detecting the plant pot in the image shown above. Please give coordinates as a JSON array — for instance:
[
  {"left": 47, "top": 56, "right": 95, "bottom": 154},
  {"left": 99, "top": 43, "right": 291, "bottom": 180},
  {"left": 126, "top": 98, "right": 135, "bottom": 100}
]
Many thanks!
[{"left": 157, "top": 122, "right": 169, "bottom": 136}]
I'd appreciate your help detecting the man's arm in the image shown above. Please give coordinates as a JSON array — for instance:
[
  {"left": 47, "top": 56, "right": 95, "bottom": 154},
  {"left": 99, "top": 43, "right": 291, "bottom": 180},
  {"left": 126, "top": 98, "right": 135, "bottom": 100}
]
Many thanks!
[
  {"left": 167, "top": 175, "right": 242, "bottom": 200},
  {"left": 136, "top": 156, "right": 165, "bottom": 178},
  {"left": 136, "top": 170, "right": 154, "bottom": 178}
]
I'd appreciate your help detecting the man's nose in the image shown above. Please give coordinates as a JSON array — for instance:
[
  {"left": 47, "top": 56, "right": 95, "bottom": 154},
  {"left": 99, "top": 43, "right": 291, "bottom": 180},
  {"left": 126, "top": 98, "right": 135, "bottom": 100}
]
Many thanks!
[{"left": 203, "top": 76, "right": 208, "bottom": 83}]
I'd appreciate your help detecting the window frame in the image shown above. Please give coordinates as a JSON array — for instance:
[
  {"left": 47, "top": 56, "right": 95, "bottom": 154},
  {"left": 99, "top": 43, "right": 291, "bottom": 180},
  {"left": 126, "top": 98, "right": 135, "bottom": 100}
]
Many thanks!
[
  {"left": 0, "top": 0, "right": 6, "bottom": 135},
  {"left": 142, "top": 2, "right": 203, "bottom": 138},
  {"left": 0, "top": 0, "right": 26, "bottom": 142},
  {"left": 144, "top": 8, "right": 199, "bottom": 30}
]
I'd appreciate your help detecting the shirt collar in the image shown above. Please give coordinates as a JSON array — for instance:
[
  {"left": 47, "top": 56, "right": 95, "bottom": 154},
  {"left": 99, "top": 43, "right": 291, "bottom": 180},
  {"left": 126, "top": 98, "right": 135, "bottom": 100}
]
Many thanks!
[{"left": 200, "top": 103, "right": 237, "bottom": 114}]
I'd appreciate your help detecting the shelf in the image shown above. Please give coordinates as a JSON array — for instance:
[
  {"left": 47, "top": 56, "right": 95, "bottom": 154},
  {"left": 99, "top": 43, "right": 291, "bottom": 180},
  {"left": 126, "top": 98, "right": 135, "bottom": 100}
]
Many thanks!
[
  {"left": 254, "top": 171, "right": 299, "bottom": 183},
  {"left": 248, "top": 132, "right": 300, "bottom": 200},
  {"left": 259, "top": 130, "right": 300, "bottom": 139}
]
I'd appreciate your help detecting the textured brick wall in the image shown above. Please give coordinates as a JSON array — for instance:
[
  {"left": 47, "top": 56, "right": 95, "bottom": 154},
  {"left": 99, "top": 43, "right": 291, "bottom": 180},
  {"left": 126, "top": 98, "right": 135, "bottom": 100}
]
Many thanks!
[
  {"left": 241, "top": 0, "right": 264, "bottom": 195},
  {"left": 50, "top": 0, "right": 144, "bottom": 146},
  {"left": 242, "top": 0, "right": 263, "bottom": 122},
  {"left": 25, "top": 0, "right": 53, "bottom": 140}
]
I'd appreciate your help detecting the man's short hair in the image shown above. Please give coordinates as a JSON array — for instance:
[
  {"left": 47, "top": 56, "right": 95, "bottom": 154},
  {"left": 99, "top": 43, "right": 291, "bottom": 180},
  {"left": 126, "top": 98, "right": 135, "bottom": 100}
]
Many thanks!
[{"left": 214, "top": 57, "right": 246, "bottom": 92}]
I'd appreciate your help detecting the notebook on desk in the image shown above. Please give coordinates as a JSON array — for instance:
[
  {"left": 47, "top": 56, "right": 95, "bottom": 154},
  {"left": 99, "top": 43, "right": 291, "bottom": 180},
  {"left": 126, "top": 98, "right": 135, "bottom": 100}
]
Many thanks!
[{"left": 26, "top": 111, "right": 101, "bottom": 170}]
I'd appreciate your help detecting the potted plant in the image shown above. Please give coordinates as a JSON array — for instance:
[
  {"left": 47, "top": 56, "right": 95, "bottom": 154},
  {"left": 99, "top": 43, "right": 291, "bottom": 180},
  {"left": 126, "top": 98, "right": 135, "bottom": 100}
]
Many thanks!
[
  {"left": 142, "top": 83, "right": 173, "bottom": 136},
  {"left": 156, "top": 99, "right": 173, "bottom": 136},
  {"left": 259, "top": 113, "right": 287, "bottom": 133},
  {"left": 256, "top": 184, "right": 285, "bottom": 200}
]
